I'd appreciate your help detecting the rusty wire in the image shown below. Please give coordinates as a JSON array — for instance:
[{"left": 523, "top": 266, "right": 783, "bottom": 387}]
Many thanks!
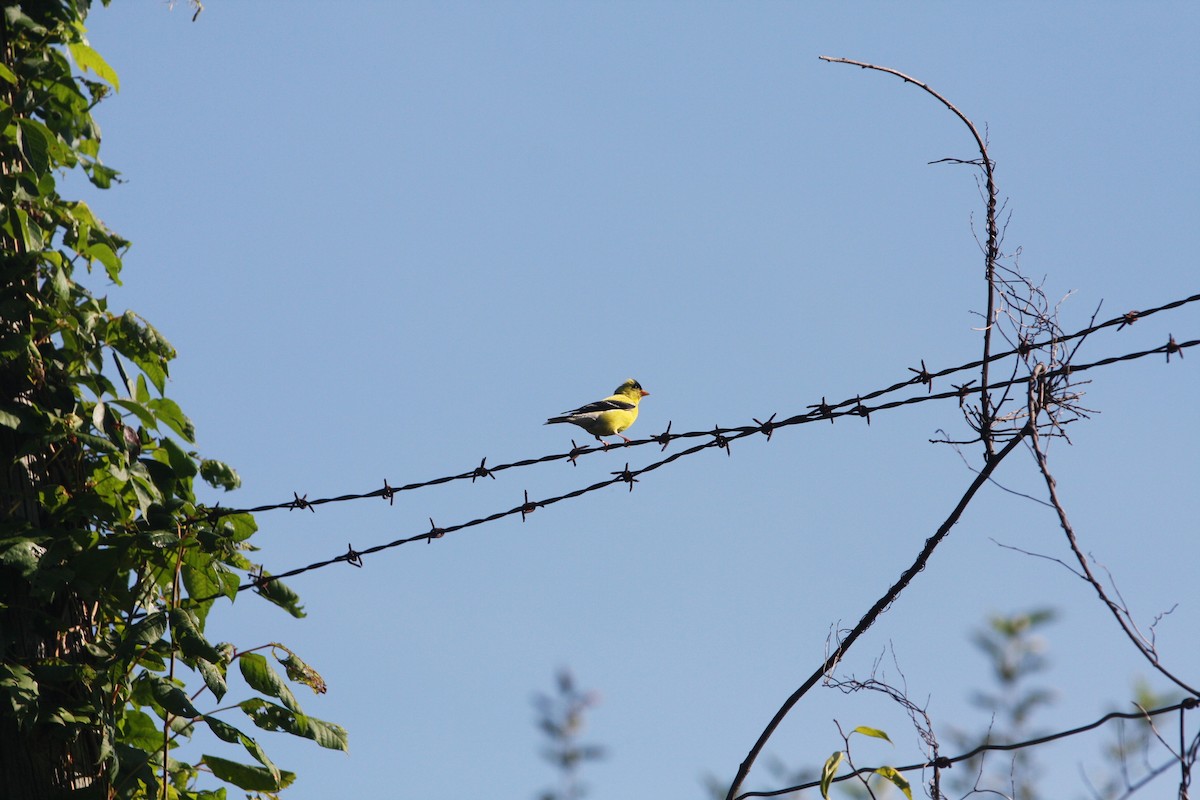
[
  {"left": 199, "top": 292, "right": 1199, "bottom": 524},
  {"left": 198, "top": 326, "right": 1198, "bottom": 600}
]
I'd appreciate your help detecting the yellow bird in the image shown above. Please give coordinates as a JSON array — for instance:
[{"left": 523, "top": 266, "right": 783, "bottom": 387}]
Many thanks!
[{"left": 545, "top": 379, "right": 650, "bottom": 446}]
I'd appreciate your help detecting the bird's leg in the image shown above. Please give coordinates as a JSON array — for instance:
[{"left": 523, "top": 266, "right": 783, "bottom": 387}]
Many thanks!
[{"left": 618, "top": 434, "right": 632, "bottom": 443}]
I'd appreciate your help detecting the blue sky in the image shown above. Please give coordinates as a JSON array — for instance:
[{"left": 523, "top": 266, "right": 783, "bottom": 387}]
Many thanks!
[{"left": 78, "top": 3, "right": 1198, "bottom": 798}]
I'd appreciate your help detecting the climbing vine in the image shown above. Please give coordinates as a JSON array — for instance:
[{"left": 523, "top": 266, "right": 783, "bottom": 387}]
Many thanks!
[{"left": 0, "top": 2, "right": 345, "bottom": 797}]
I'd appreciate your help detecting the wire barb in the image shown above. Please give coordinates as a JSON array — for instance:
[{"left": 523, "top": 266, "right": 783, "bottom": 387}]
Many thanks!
[
  {"left": 611, "top": 463, "right": 639, "bottom": 492},
  {"left": 250, "top": 567, "right": 270, "bottom": 592},
  {"left": 520, "top": 490, "right": 538, "bottom": 520},
  {"left": 852, "top": 397, "right": 871, "bottom": 425},
  {"left": 653, "top": 421, "right": 674, "bottom": 451},
  {"left": 426, "top": 518, "right": 444, "bottom": 542},
  {"left": 289, "top": 492, "right": 314, "bottom": 513},
  {"left": 908, "top": 359, "right": 934, "bottom": 392},
  {"left": 472, "top": 457, "right": 496, "bottom": 483},
  {"left": 753, "top": 414, "right": 777, "bottom": 441},
  {"left": 1166, "top": 334, "right": 1183, "bottom": 363},
  {"left": 1118, "top": 310, "right": 1140, "bottom": 330},
  {"left": 809, "top": 397, "right": 835, "bottom": 424},
  {"left": 343, "top": 544, "right": 363, "bottom": 568},
  {"left": 380, "top": 480, "right": 395, "bottom": 505},
  {"left": 711, "top": 426, "right": 732, "bottom": 456}
]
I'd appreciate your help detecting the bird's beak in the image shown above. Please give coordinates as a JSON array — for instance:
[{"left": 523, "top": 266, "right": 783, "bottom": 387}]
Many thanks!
[{"left": 640, "top": 390, "right": 650, "bottom": 397}]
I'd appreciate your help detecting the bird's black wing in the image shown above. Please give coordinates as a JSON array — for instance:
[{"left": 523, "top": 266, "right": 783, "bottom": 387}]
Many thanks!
[{"left": 563, "top": 398, "right": 635, "bottom": 415}]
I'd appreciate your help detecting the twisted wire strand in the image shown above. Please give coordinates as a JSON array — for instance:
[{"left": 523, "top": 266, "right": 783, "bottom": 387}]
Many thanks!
[
  {"left": 225, "top": 332, "right": 1196, "bottom": 596},
  {"left": 205, "top": 292, "right": 1199, "bottom": 521}
]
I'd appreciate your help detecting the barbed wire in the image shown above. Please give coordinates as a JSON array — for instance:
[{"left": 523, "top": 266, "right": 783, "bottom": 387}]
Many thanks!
[
  {"left": 218, "top": 330, "right": 1197, "bottom": 599},
  {"left": 735, "top": 698, "right": 1199, "bottom": 799},
  {"left": 202, "top": 291, "right": 1199, "bottom": 523}
]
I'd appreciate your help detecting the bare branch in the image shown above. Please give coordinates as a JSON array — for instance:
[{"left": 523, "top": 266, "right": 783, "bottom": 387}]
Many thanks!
[
  {"left": 1026, "top": 404, "right": 1199, "bottom": 698},
  {"left": 723, "top": 428, "right": 1029, "bottom": 800},
  {"left": 820, "top": 55, "right": 1002, "bottom": 458}
]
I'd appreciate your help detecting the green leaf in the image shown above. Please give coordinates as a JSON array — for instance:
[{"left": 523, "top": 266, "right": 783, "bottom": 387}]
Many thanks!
[
  {"left": 203, "top": 714, "right": 243, "bottom": 744},
  {"left": 115, "top": 312, "right": 174, "bottom": 393},
  {"left": 85, "top": 242, "right": 121, "bottom": 283},
  {"left": 68, "top": 42, "right": 120, "bottom": 90},
  {"left": 181, "top": 557, "right": 223, "bottom": 603},
  {"left": 16, "top": 118, "right": 50, "bottom": 175},
  {"left": 117, "top": 708, "right": 162, "bottom": 752},
  {"left": 140, "top": 465, "right": 175, "bottom": 505},
  {"left": 0, "top": 540, "right": 44, "bottom": 578},
  {"left": 115, "top": 611, "right": 168, "bottom": 660},
  {"left": 185, "top": 558, "right": 238, "bottom": 605},
  {"left": 299, "top": 713, "right": 348, "bottom": 751},
  {"left": 64, "top": 197, "right": 102, "bottom": 229},
  {"left": 202, "top": 754, "right": 293, "bottom": 792},
  {"left": 239, "top": 698, "right": 348, "bottom": 751},
  {"left": 85, "top": 161, "right": 120, "bottom": 189},
  {"left": 254, "top": 575, "right": 305, "bottom": 618},
  {"left": 225, "top": 512, "right": 258, "bottom": 542},
  {"left": 91, "top": 399, "right": 108, "bottom": 433},
  {"left": 137, "top": 527, "right": 180, "bottom": 550},
  {"left": 873, "top": 766, "right": 913, "bottom": 800},
  {"left": 77, "top": 135, "right": 99, "bottom": 158},
  {"left": 199, "top": 459, "right": 240, "bottom": 491},
  {"left": 0, "top": 402, "right": 37, "bottom": 431},
  {"left": 0, "top": 663, "right": 40, "bottom": 729},
  {"left": 73, "top": 431, "right": 120, "bottom": 453},
  {"left": 202, "top": 715, "right": 281, "bottom": 779},
  {"left": 0, "top": 61, "right": 16, "bottom": 84},
  {"left": 219, "top": 569, "right": 242, "bottom": 598},
  {"left": 128, "top": 470, "right": 162, "bottom": 514},
  {"left": 13, "top": 208, "right": 45, "bottom": 251},
  {"left": 110, "top": 399, "right": 156, "bottom": 429},
  {"left": 170, "top": 607, "right": 222, "bottom": 663},
  {"left": 4, "top": 7, "right": 47, "bottom": 35},
  {"left": 197, "top": 658, "right": 228, "bottom": 702},
  {"left": 238, "top": 653, "right": 300, "bottom": 712},
  {"left": 147, "top": 398, "right": 194, "bottom": 442},
  {"left": 239, "top": 733, "right": 281, "bottom": 775},
  {"left": 851, "top": 725, "right": 893, "bottom": 744},
  {"left": 50, "top": 264, "right": 71, "bottom": 299},
  {"left": 149, "top": 675, "right": 200, "bottom": 718},
  {"left": 139, "top": 361, "right": 167, "bottom": 395},
  {"left": 159, "top": 435, "right": 198, "bottom": 479},
  {"left": 820, "top": 750, "right": 843, "bottom": 799}
]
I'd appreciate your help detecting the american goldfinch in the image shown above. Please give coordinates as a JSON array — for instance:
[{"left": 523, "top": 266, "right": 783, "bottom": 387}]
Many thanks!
[{"left": 545, "top": 379, "right": 650, "bottom": 446}]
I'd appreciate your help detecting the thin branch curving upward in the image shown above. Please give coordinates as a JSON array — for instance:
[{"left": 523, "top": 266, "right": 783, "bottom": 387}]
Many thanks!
[{"left": 820, "top": 55, "right": 1002, "bottom": 459}]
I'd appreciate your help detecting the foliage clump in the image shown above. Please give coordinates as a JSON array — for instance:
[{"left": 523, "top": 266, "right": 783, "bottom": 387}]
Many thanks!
[{"left": 0, "top": 2, "right": 344, "bottom": 797}]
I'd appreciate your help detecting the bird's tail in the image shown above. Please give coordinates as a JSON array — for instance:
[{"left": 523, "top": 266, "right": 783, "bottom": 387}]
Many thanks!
[{"left": 545, "top": 416, "right": 568, "bottom": 425}]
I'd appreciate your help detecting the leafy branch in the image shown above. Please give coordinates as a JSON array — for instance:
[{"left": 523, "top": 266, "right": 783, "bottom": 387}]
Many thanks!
[{"left": 0, "top": 3, "right": 344, "bottom": 797}]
